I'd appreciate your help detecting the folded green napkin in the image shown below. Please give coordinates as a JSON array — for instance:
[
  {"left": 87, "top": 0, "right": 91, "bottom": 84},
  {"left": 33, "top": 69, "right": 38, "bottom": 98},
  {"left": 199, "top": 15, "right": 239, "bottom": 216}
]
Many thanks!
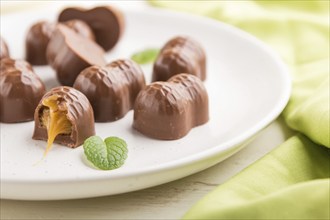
[
  {"left": 149, "top": 1, "right": 330, "bottom": 219},
  {"left": 183, "top": 135, "right": 329, "bottom": 219}
]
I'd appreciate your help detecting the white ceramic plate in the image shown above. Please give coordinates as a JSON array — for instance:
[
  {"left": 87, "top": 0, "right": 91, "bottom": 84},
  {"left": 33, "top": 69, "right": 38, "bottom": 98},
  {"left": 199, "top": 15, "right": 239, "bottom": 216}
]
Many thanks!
[{"left": 0, "top": 7, "right": 291, "bottom": 200}]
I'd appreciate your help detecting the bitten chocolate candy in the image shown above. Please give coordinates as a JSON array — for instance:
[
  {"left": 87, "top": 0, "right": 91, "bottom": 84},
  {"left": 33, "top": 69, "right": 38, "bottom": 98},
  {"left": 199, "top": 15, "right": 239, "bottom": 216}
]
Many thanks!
[
  {"left": 33, "top": 86, "right": 95, "bottom": 152},
  {"left": 0, "top": 58, "right": 46, "bottom": 123},
  {"left": 58, "top": 6, "right": 124, "bottom": 51},
  {"left": 47, "top": 24, "right": 106, "bottom": 86},
  {"left": 134, "top": 73, "right": 209, "bottom": 140},
  {"left": 25, "top": 20, "right": 95, "bottom": 65},
  {"left": 152, "top": 36, "right": 206, "bottom": 82},
  {"left": 0, "top": 36, "right": 10, "bottom": 59},
  {"left": 73, "top": 59, "right": 145, "bottom": 122}
]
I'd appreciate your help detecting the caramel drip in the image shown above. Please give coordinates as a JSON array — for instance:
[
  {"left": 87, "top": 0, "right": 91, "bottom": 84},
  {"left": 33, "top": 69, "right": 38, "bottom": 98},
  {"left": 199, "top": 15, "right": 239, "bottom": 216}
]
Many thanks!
[{"left": 41, "top": 95, "right": 72, "bottom": 156}]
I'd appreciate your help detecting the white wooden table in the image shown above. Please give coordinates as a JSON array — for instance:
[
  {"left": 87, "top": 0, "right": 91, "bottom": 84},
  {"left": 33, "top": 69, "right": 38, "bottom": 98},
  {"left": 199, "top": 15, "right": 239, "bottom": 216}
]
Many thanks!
[{"left": 0, "top": 1, "right": 293, "bottom": 219}]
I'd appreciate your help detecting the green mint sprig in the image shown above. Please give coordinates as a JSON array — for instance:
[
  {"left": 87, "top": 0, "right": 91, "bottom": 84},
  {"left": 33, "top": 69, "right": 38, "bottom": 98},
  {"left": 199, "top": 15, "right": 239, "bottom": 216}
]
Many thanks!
[
  {"left": 83, "top": 136, "right": 128, "bottom": 170},
  {"left": 131, "top": 48, "right": 160, "bottom": 64}
]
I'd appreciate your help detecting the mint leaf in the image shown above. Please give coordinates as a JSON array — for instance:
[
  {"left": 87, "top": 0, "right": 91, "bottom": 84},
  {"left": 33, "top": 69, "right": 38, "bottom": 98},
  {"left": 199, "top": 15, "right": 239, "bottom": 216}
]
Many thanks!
[
  {"left": 83, "top": 136, "right": 128, "bottom": 170},
  {"left": 131, "top": 48, "right": 160, "bottom": 64},
  {"left": 104, "top": 137, "right": 128, "bottom": 169}
]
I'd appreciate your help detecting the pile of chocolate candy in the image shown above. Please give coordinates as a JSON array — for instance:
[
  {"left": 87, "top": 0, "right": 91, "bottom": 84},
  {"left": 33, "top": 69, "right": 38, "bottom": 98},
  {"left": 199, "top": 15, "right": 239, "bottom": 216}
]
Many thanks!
[{"left": 0, "top": 5, "right": 209, "bottom": 152}]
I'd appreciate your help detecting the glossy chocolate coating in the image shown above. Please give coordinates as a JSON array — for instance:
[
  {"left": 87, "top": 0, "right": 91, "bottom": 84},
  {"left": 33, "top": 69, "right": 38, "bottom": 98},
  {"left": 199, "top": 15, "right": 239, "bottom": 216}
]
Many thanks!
[
  {"left": 64, "top": 19, "right": 95, "bottom": 40},
  {"left": 0, "top": 36, "right": 10, "bottom": 59},
  {"left": 73, "top": 59, "right": 145, "bottom": 122},
  {"left": 0, "top": 58, "right": 46, "bottom": 123},
  {"left": 25, "top": 20, "right": 95, "bottom": 66},
  {"left": 47, "top": 24, "right": 106, "bottom": 86},
  {"left": 152, "top": 36, "right": 206, "bottom": 82},
  {"left": 25, "top": 21, "right": 55, "bottom": 65},
  {"left": 58, "top": 6, "right": 124, "bottom": 51},
  {"left": 134, "top": 74, "right": 209, "bottom": 140},
  {"left": 33, "top": 86, "right": 95, "bottom": 148}
]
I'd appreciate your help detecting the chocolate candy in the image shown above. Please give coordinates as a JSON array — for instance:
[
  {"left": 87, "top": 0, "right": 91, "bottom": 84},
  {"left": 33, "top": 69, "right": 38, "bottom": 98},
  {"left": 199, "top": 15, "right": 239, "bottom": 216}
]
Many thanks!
[
  {"left": 25, "top": 21, "right": 55, "bottom": 65},
  {"left": 73, "top": 59, "right": 145, "bottom": 122},
  {"left": 47, "top": 24, "right": 106, "bottom": 86},
  {"left": 58, "top": 6, "right": 124, "bottom": 51},
  {"left": 133, "top": 74, "right": 209, "bottom": 140},
  {"left": 64, "top": 19, "right": 95, "bottom": 40},
  {"left": 0, "top": 36, "right": 10, "bottom": 59},
  {"left": 33, "top": 86, "right": 95, "bottom": 152},
  {"left": 152, "top": 36, "right": 206, "bottom": 82},
  {"left": 0, "top": 58, "right": 46, "bottom": 123},
  {"left": 25, "top": 20, "right": 95, "bottom": 65}
]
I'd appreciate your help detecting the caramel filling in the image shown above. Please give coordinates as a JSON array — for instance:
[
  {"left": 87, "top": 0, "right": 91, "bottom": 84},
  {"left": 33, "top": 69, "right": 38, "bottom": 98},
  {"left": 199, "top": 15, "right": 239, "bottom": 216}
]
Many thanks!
[{"left": 41, "top": 95, "right": 72, "bottom": 156}]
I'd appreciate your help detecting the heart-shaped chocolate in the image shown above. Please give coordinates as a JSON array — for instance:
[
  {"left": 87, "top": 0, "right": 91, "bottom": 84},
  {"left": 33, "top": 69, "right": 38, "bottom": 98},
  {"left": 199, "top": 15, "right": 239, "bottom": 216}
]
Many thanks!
[
  {"left": 133, "top": 73, "right": 209, "bottom": 140},
  {"left": 58, "top": 6, "right": 124, "bottom": 51}
]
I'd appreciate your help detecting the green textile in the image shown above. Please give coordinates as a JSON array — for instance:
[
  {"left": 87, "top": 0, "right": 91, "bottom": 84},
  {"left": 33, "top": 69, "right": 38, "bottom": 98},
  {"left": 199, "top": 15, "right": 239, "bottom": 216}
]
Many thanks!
[
  {"left": 184, "top": 135, "right": 330, "bottom": 219},
  {"left": 149, "top": 1, "right": 330, "bottom": 219}
]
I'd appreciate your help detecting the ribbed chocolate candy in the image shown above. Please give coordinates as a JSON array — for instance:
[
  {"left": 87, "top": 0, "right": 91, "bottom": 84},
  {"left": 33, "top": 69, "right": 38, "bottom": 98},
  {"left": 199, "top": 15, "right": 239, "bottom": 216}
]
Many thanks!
[
  {"left": 0, "top": 58, "right": 46, "bottom": 123},
  {"left": 47, "top": 24, "right": 105, "bottom": 86},
  {"left": 74, "top": 59, "right": 145, "bottom": 122},
  {"left": 152, "top": 36, "right": 206, "bottom": 82},
  {"left": 134, "top": 73, "right": 209, "bottom": 140},
  {"left": 33, "top": 86, "right": 95, "bottom": 148}
]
